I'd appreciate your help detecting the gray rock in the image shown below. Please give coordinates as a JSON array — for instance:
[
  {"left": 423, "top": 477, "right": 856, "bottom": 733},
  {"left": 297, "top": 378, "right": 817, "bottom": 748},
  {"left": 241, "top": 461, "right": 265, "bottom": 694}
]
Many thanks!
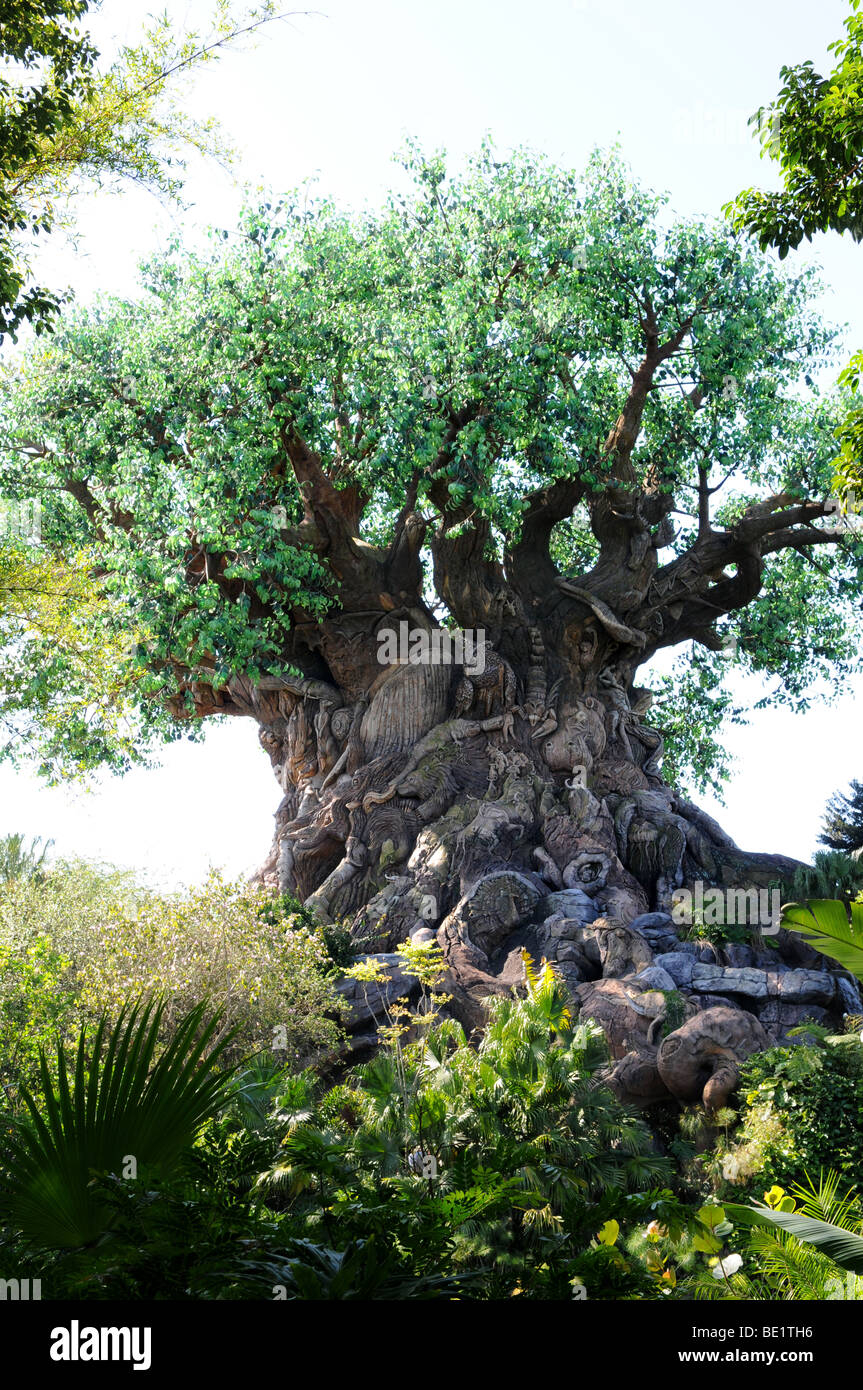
[
  {"left": 629, "top": 912, "right": 674, "bottom": 933},
  {"left": 544, "top": 912, "right": 576, "bottom": 939},
  {"left": 752, "top": 946, "right": 784, "bottom": 969},
  {"left": 540, "top": 912, "right": 600, "bottom": 969},
  {"left": 838, "top": 976, "right": 863, "bottom": 1016},
  {"left": 696, "top": 993, "right": 743, "bottom": 1012},
  {"left": 629, "top": 966, "right": 677, "bottom": 993},
  {"left": 544, "top": 888, "right": 599, "bottom": 926},
  {"left": 776, "top": 929, "right": 825, "bottom": 970},
  {"left": 655, "top": 952, "right": 695, "bottom": 989},
  {"left": 690, "top": 964, "right": 769, "bottom": 998},
  {"left": 643, "top": 932, "right": 681, "bottom": 954},
  {"left": 758, "top": 999, "right": 829, "bottom": 1043},
  {"left": 696, "top": 944, "right": 720, "bottom": 963},
  {"left": 552, "top": 943, "right": 588, "bottom": 971},
  {"left": 722, "top": 943, "right": 754, "bottom": 969},
  {"left": 770, "top": 969, "right": 836, "bottom": 1006}
]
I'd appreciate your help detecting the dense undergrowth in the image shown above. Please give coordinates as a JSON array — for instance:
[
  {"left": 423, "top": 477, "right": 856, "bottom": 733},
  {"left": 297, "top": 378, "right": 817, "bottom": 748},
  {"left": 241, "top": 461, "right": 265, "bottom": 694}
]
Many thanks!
[{"left": 1, "top": 850, "right": 863, "bottom": 1301}]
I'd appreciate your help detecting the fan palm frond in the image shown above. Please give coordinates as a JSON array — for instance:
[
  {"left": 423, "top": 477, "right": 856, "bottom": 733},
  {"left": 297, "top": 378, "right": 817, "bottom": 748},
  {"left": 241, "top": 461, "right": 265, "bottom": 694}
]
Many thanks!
[{"left": 0, "top": 996, "right": 237, "bottom": 1248}]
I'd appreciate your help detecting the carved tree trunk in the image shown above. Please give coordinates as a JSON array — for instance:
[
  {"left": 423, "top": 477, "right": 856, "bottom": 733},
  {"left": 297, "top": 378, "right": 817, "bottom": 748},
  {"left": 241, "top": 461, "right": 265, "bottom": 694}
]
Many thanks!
[
  {"left": 232, "top": 584, "right": 821, "bottom": 1104},
  {"left": 165, "top": 418, "right": 852, "bottom": 1109}
]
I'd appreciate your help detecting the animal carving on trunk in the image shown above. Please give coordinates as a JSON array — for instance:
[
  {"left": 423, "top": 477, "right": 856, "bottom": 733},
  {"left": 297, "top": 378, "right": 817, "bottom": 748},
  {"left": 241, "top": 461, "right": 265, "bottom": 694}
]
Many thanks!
[
  {"left": 392, "top": 738, "right": 490, "bottom": 823},
  {"left": 540, "top": 699, "right": 607, "bottom": 774},
  {"left": 453, "top": 645, "right": 518, "bottom": 738}
]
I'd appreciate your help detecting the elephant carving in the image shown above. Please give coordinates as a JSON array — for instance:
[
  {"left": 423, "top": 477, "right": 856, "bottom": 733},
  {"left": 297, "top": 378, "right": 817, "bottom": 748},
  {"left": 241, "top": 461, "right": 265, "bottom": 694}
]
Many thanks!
[{"left": 656, "top": 1007, "right": 769, "bottom": 1111}]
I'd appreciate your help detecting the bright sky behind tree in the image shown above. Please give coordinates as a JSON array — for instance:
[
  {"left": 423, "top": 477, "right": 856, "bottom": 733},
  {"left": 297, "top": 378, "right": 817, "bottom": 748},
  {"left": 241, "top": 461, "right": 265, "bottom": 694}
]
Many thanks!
[{"left": 1, "top": 0, "right": 860, "bottom": 887}]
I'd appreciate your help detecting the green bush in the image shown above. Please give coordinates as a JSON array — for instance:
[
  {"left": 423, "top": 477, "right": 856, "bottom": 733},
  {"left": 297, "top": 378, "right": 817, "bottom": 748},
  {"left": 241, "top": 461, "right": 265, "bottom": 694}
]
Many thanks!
[
  {"left": 0, "top": 863, "right": 348, "bottom": 1093},
  {"left": 0, "top": 931, "right": 80, "bottom": 1101},
  {"left": 257, "top": 891, "right": 356, "bottom": 971},
  {"left": 72, "top": 873, "right": 347, "bottom": 1064},
  {"left": 713, "top": 1035, "right": 863, "bottom": 1192}
]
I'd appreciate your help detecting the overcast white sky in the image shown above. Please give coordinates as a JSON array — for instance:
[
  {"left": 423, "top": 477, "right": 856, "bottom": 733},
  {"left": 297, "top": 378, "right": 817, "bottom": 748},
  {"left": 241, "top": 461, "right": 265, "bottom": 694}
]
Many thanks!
[{"left": 1, "top": 0, "right": 861, "bottom": 887}]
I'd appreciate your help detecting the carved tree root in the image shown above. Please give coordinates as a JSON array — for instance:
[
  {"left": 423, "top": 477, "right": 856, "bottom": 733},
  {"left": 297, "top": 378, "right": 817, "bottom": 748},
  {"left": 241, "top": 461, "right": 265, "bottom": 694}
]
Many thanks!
[{"left": 253, "top": 649, "right": 818, "bottom": 1104}]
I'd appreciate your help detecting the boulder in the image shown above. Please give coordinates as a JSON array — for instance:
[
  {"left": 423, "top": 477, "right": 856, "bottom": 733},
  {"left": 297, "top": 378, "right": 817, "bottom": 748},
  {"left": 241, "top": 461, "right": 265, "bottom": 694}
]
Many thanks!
[
  {"left": 629, "top": 911, "right": 675, "bottom": 933},
  {"left": 657, "top": 1007, "right": 769, "bottom": 1111},
  {"left": 542, "top": 887, "right": 600, "bottom": 926},
  {"left": 630, "top": 965, "right": 678, "bottom": 994},
  {"left": 838, "top": 975, "right": 863, "bottom": 1016},
  {"left": 767, "top": 969, "right": 836, "bottom": 1005},
  {"left": 757, "top": 999, "right": 829, "bottom": 1043},
  {"left": 655, "top": 951, "right": 695, "bottom": 989},
  {"left": 721, "top": 943, "right": 755, "bottom": 969},
  {"left": 575, "top": 976, "right": 669, "bottom": 1059},
  {"left": 592, "top": 918, "right": 654, "bottom": 978},
  {"left": 690, "top": 964, "right": 769, "bottom": 998}
]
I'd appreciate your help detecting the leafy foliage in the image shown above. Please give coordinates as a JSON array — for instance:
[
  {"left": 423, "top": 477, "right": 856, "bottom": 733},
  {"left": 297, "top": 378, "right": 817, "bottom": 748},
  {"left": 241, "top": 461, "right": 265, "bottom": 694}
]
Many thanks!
[
  {"left": 0, "top": 0, "right": 96, "bottom": 337},
  {"left": 0, "top": 862, "right": 347, "bottom": 1100},
  {"left": 820, "top": 778, "right": 863, "bottom": 853},
  {"left": 723, "top": 1174, "right": 863, "bottom": 1297},
  {"left": 255, "top": 956, "right": 679, "bottom": 1299},
  {"left": 0, "top": 2, "right": 299, "bottom": 340},
  {"left": 782, "top": 897, "right": 863, "bottom": 978},
  {"left": 0, "top": 541, "right": 152, "bottom": 778},
  {"left": 714, "top": 1035, "right": 863, "bottom": 1191},
  {"left": 647, "top": 653, "right": 747, "bottom": 798},
  {"left": 724, "top": 0, "right": 863, "bottom": 489},
  {"left": 0, "top": 997, "right": 238, "bottom": 1248},
  {"left": 789, "top": 852, "right": 863, "bottom": 905}
]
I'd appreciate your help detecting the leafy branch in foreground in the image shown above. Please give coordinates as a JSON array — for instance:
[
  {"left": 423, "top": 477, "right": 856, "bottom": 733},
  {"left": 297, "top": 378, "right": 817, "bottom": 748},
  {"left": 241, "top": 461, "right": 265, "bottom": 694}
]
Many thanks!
[
  {"left": 781, "top": 898, "right": 863, "bottom": 979},
  {"left": 1, "top": 1, "right": 311, "bottom": 339},
  {"left": 0, "top": 996, "right": 238, "bottom": 1248}
]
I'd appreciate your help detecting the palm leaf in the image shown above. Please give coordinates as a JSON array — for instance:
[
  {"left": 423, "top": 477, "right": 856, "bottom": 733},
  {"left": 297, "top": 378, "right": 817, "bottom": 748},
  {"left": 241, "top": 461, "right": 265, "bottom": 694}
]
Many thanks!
[
  {"left": 728, "top": 1203, "right": 863, "bottom": 1274},
  {"left": 781, "top": 899, "right": 863, "bottom": 979},
  {"left": 0, "top": 996, "right": 238, "bottom": 1248}
]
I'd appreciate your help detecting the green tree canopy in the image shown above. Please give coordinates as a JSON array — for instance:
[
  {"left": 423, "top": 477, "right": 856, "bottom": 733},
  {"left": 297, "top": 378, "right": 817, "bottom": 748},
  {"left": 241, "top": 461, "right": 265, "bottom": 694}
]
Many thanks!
[
  {"left": 2, "top": 145, "right": 862, "bottom": 790},
  {"left": 0, "top": 0, "right": 296, "bottom": 341},
  {"left": 820, "top": 778, "right": 863, "bottom": 853},
  {"left": 724, "top": 0, "right": 863, "bottom": 496}
]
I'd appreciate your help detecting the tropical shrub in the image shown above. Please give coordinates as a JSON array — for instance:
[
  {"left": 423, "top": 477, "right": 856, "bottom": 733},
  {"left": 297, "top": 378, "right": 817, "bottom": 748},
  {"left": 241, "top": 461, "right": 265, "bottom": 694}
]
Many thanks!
[
  {"left": 0, "top": 998, "right": 238, "bottom": 1249},
  {"left": 717, "top": 1175, "right": 863, "bottom": 1299},
  {"left": 782, "top": 896, "right": 863, "bottom": 978},
  {"left": 256, "top": 953, "right": 683, "bottom": 1299},
  {"left": 0, "top": 864, "right": 348, "bottom": 1070},
  {"left": 789, "top": 853, "right": 863, "bottom": 906},
  {"left": 711, "top": 1033, "right": 863, "bottom": 1193}
]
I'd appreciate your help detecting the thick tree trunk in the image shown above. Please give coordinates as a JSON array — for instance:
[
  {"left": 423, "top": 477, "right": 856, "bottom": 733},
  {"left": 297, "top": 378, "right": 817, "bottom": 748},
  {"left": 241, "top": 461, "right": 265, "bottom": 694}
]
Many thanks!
[
  {"left": 171, "top": 413, "right": 856, "bottom": 1110},
  {"left": 238, "top": 603, "right": 862, "bottom": 1110}
]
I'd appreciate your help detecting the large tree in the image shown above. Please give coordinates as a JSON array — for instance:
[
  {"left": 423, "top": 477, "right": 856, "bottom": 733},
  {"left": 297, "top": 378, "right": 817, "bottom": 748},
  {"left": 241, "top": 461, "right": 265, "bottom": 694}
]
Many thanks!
[
  {"left": 0, "top": 0, "right": 298, "bottom": 341},
  {"left": 820, "top": 779, "right": 863, "bottom": 853},
  {"left": 724, "top": 0, "right": 863, "bottom": 497},
  {"left": 3, "top": 145, "right": 862, "bottom": 1049}
]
